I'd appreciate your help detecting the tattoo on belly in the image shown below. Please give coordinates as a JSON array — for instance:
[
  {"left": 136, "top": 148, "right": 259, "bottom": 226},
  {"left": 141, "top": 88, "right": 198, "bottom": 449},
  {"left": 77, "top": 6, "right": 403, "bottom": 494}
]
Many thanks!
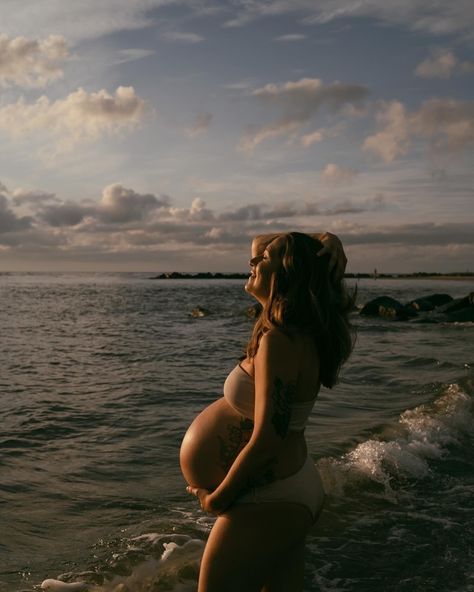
[
  {"left": 218, "top": 417, "right": 254, "bottom": 473},
  {"left": 271, "top": 377, "right": 296, "bottom": 439}
]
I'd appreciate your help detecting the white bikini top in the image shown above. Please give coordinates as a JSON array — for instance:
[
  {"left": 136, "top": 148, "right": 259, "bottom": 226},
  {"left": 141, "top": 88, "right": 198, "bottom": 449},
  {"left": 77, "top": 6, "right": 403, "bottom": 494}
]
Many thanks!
[{"left": 223, "top": 364, "right": 317, "bottom": 431}]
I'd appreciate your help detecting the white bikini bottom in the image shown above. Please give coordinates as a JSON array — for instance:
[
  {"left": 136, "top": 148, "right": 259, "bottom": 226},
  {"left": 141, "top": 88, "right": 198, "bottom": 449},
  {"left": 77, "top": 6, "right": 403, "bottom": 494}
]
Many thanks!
[{"left": 234, "top": 455, "right": 325, "bottom": 522}]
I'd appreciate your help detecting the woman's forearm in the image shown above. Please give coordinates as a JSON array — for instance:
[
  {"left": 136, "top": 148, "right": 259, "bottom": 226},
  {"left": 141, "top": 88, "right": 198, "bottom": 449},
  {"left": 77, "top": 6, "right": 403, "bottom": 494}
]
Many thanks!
[{"left": 208, "top": 439, "right": 278, "bottom": 512}]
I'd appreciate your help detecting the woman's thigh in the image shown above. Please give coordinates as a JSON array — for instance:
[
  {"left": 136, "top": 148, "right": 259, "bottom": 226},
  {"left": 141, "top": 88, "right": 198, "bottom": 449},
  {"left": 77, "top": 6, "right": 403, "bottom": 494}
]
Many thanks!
[{"left": 198, "top": 502, "right": 313, "bottom": 592}]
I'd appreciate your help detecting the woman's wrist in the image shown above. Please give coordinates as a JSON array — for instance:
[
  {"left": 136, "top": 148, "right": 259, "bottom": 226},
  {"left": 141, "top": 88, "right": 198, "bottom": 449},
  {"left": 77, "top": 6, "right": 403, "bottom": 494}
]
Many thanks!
[{"left": 208, "top": 489, "right": 232, "bottom": 514}]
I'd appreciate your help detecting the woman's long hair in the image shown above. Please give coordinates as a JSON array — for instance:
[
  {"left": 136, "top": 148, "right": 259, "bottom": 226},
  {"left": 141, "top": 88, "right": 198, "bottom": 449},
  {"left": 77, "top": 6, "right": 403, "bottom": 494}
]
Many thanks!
[{"left": 246, "top": 232, "right": 355, "bottom": 388}]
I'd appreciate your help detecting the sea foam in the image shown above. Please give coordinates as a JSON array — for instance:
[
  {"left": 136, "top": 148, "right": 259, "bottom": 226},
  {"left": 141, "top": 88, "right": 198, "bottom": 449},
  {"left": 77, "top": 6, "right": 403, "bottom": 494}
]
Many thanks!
[
  {"left": 318, "top": 383, "right": 473, "bottom": 498},
  {"left": 40, "top": 535, "right": 205, "bottom": 592}
]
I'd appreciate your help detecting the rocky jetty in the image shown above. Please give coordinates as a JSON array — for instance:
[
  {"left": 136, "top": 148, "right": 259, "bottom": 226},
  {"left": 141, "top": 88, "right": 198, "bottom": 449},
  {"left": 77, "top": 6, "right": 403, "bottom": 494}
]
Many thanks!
[{"left": 360, "top": 292, "right": 474, "bottom": 323}]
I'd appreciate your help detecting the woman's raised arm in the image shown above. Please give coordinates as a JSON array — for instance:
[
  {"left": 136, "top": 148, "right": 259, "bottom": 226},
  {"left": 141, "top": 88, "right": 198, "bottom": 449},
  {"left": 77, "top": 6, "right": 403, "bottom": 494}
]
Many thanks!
[{"left": 252, "top": 232, "right": 347, "bottom": 280}]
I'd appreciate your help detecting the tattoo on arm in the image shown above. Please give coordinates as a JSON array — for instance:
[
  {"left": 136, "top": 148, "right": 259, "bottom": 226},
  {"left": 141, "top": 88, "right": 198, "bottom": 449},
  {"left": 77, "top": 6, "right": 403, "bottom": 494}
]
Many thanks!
[
  {"left": 246, "top": 457, "right": 277, "bottom": 490},
  {"left": 271, "top": 377, "right": 296, "bottom": 439},
  {"left": 218, "top": 417, "right": 254, "bottom": 473}
]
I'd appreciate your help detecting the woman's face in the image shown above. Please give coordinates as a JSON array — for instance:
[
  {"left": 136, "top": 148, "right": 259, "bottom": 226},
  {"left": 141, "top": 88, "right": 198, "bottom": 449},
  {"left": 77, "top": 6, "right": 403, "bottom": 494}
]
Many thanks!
[{"left": 245, "top": 235, "right": 285, "bottom": 304}]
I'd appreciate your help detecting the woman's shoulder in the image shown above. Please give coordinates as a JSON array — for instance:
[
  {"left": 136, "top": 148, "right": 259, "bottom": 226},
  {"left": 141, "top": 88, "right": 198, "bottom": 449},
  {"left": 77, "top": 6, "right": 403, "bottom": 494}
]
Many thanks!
[
  {"left": 259, "top": 327, "right": 298, "bottom": 359},
  {"left": 262, "top": 326, "right": 318, "bottom": 362}
]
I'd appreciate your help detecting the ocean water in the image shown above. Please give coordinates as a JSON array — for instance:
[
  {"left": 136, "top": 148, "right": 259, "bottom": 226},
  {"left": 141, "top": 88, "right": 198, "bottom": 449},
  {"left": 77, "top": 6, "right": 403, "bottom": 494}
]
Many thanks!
[{"left": 0, "top": 273, "right": 473, "bottom": 592}]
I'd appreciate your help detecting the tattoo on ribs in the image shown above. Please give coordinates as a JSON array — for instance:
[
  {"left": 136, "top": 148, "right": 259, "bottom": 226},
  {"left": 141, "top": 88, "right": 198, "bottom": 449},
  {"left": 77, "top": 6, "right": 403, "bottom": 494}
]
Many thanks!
[
  {"left": 271, "top": 377, "right": 296, "bottom": 439},
  {"left": 218, "top": 417, "right": 254, "bottom": 473}
]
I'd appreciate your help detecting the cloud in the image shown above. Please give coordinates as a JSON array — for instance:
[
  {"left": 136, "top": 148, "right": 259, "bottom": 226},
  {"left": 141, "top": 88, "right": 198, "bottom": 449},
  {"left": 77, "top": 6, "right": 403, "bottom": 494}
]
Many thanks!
[
  {"left": 321, "top": 163, "right": 358, "bottom": 184},
  {"left": 300, "top": 129, "right": 325, "bottom": 147},
  {"left": 239, "top": 120, "right": 302, "bottom": 153},
  {"left": 12, "top": 189, "right": 59, "bottom": 206},
  {"left": 323, "top": 194, "right": 385, "bottom": 215},
  {"left": 223, "top": 1, "right": 474, "bottom": 41},
  {"left": 1, "top": 1, "right": 474, "bottom": 51},
  {"left": 218, "top": 196, "right": 384, "bottom": 220},
  {"left": 364, "top": 98, "right": 474, "bottom": 161},
  {"left": 223, "top": 79, "right": 255, "bottom": 91},
  {"left": 186, "top": 112, "right": 213, "bottom": 137},
  {"left": 0, "top": 86, "right": 148, "bottom": 153},
  {"left": 114, "top": 48, "right": 156, "bottom": 65},
  {"left": 169, "top": 197, "right": 215, "bottom": 222},
  {"left": 274, "top": 34, "right": 307, "bottom": 42},
  {"left": 0, "top": 194, "right": 33, "bottom": 233},
  {"left": 98, "top": 183, "right": 170, "bottom": 223},
  {"left": 239, "top": 77, "right": 368, "bottom": 151},
  {"left": 39, "top": 201, "right": 93, "bottom": 227},
  {"left": 415, "top": 48, "right": 457, "bottom": 79},
  {"left": 0, "top": 34, "right": 68, "bottom": 88},
  {"left": 0, "top": 1, "right": 173, "bottom": 44},
  {"left": 363, "top": 101, "right": 410, "bottom": 162},
  {"left": 2, "top": 178, "right": 472, "bottom": 270},
  {"left": 218, "top": 203, "right": 299, "bottom": 221},
  {"left": 341, "top": 222, "right": 474, "bottom": 247},
  {"left": 38, "top": 183, "right": 170, "bottom": 227},
  {"left": 415, "top": 47, "right": 474, "bottom": 78},
  {"left": 162, "top": 31, "right": 205, "bottom": 43},
  {"left": 412, "top": 99, "right": 474, "bottom": 151}
]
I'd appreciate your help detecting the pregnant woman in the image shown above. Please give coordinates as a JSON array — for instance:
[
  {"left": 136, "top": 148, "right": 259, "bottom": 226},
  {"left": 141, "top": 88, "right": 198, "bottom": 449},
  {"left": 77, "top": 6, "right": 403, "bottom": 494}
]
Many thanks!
[{"left": 180, "top": 231, "right": 354, "bottom": 591}]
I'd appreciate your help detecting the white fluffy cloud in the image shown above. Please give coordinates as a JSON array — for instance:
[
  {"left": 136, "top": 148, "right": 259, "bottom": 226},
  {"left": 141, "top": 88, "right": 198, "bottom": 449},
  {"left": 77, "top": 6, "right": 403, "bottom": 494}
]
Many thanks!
[
  {"left": 169, "top": 197, "right": 215, "bottom": 222},
  {"left": 239, "top": 77, "right": 368, "bottom": 151},
  {"left": 99, "top": 183, "right": 170, "bottom": 223},
  {"left": 415, "top": 48, "right": 474, "bottom": 79},
  {"left": 364, "top": 98, "right": 474, "bottom": 161},
  {"left": 37, "top": 183, "right": 169, "bottom": 227},
  {"left": 0, "top": 34, "right": 68, "bottom": 88},
  {"left": 0, "top": 86, "right": 148, "bottom": 153},
  {"left": 363, "top": 101, "right": 410, "bottom": 163},
  {"left": 321, "top": 163, "right": 358, "bottom": 184}
]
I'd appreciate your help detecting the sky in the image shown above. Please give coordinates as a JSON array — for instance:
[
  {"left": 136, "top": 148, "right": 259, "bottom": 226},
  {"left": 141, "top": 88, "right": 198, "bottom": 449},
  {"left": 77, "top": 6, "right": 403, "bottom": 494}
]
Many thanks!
[{"left": 0, "top": 0, "right": 473, "bottom": 273}]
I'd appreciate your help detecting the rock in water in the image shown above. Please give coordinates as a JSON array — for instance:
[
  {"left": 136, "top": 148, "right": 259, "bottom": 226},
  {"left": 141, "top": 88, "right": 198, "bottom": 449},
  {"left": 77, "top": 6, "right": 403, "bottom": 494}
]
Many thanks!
[
  {"left": 190, "top": 306, "right": 211, "bottom": 318},
  {"left": 360, "top": 296, "right": 416, "bottom": 320},
  {"left": 441, "top": 292, "right": 474, "bottom": 314},
  {"left": 445, "top": 294, "right": 474, "bottom": 322},
  {"left": 408, "top": 293, "right": 453, "bottom": 311}
]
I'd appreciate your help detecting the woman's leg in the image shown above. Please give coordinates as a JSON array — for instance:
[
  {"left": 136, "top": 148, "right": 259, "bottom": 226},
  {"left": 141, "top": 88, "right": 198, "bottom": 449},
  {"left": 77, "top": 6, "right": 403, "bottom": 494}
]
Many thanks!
[
  {"left": 261, "top": 539, "right": 306, "bottom": 592},
  {"left": 198, "top": 502, "right": 312, "bottom": 592}
]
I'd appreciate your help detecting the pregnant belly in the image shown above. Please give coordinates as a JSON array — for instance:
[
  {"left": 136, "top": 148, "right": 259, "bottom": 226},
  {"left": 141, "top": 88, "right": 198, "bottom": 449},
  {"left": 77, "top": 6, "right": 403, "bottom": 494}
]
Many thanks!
[{"left": 180, "top": 397, "right": 253, "bottom": 490}]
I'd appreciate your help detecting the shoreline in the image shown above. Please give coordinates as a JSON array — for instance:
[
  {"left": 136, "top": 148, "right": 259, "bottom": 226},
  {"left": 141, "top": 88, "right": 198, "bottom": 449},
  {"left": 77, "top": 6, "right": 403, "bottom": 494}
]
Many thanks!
[
  {"left": 353, "top": 275, "right": 474, "bottom": 282},
  {"left": 150, "top": 272, "right": 474, "bottom": 281}
]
